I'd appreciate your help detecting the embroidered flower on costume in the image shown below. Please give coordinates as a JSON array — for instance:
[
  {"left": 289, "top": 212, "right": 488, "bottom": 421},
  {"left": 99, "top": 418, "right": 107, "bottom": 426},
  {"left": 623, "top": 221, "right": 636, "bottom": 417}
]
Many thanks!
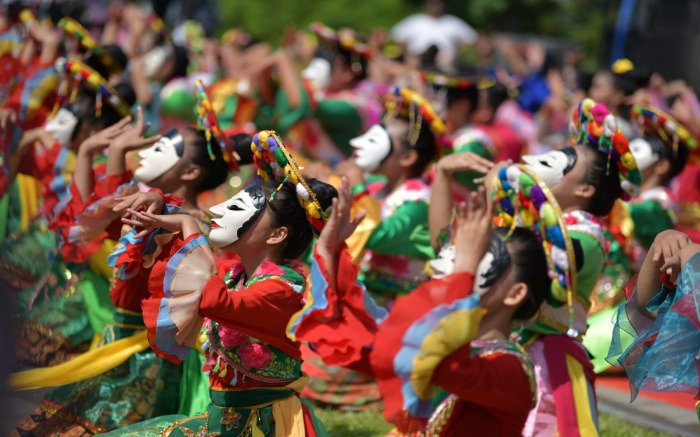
[
  {"left": 229, "top": 262, "right": 245, "bottom": 278},
  {"left": 180, "top": 425, "right": 221, "bottom": 437},
  {"left": 220, "top": 407, "right": 242, "bottom": 431},
  {"left": 237, "top": 343, "right": 272, "bottom": 369},
  {"left": 218, "top": 326, "right": 250, "bottom": 349},
  {"left": 404, "top": 179, "right": 426, "bottom": 191}
]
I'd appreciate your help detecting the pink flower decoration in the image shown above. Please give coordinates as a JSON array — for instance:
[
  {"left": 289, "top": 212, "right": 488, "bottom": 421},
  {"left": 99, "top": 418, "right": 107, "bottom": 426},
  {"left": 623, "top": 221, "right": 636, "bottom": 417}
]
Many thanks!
[
  {"left": 237, "top": 343, "right": 271, "bottom": 369},
  {"left": 564, "top": 215, "right": 578, "bottom": 226},
  {"left": 404, "top": 179, "right": 427, "bottom": 191},
  {"left": 229, "top": 262, "right": 245, "bottom": 278},
  {"left": 218, "top": 326, "right": 250, "bottom": 349},
  {"left": 255, "top": 260, "right": 286, "bottom": 278},
  {"left": 591, "top": 103, "right": 610, "bottom": 124}
]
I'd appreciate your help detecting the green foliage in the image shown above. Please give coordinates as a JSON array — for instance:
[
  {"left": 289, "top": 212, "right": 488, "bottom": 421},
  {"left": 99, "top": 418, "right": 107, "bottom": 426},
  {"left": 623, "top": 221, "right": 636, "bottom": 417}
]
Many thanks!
[
  {"left": 214, "top": 0, "right": 621, "bottom": 71},
  {"left": 215, "top": 0, "right": 419, "bottom": 43},
  {"left": 313, "top": 409, "right": 678, "bottom": 437}
]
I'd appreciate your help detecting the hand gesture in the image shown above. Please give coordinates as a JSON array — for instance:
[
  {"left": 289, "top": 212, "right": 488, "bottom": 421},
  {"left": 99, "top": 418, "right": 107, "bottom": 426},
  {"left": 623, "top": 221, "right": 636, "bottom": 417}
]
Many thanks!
[
  {"left": 110, "top": 107, "right": 159, "bottom": 153},
  {"left": 79, "top": 115, "right": 132, "bottom": 157},
  {"left": 651, "top": 229, "right": 692, "bottom": 283},
  {"left": 453, "top": 186, "right": 494, "bottom": 274},
  {"left": 121, "top": 210, "right": 196, "bottom": 239},
  {"left": 436, "top": 151, "right": 494, "bottom": 176},
  {"left": 113, "top": 191, "right": 165, "bottom": 216},
  {"left": 316, "top": 177, "right": 366, "bottom": 256},
  {"left": 0, "top": 108, "right": 17, "bottom": 130}
]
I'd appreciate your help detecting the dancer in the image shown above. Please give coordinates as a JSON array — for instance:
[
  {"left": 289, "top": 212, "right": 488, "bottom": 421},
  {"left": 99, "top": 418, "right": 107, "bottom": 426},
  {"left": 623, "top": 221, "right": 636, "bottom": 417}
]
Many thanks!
[{"left": 101, "top": 131, "right": 333, "bottom": 436}]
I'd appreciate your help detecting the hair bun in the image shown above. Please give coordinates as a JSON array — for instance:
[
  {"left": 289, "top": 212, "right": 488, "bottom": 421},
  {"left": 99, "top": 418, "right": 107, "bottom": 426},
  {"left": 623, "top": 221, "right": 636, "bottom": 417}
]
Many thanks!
[{"left": 229, "top": 133, "right": 254, "bottom": 165}]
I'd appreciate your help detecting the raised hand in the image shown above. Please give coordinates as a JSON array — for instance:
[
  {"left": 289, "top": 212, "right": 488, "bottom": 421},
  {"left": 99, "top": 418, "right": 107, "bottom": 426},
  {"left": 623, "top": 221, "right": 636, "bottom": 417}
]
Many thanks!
[
  {"left": 121, "top": 210, "right": 198, "bottom": 239},
  {"left": 110, "top": 107, "right": 159, "bottom": 153},
  {"left": 316, "top": 177, "right": 367, "bottom": 256},
  {"left": 79, "top": 115, "right": 133, "bottom": 157},
  {"left": 436, "top": 151, "right": 494, "bottom": 176},
  {"left": 453, "top": 186, "right": 495, "bottom": 274},
  {"left": 113, "top": 191, "right": 165, "bottom": 216},
  {"left": 652, "top": 229, "right": 692, "bottom": 283}
]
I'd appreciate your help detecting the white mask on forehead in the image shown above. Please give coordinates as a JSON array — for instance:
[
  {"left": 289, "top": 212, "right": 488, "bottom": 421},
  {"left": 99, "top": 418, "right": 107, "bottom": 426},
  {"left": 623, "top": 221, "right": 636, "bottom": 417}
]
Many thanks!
[
  {"left": 208, "top": 185, "right": 267, "bottom": 248},
  {"left": 134, "top": 129, "right": 184, "bottom": 183},
  {"left": 350, "top": 124, "right": 393, "bottom": 172},
  {"left": 143, "top": 46, "right": 168, "bottom": 79},
  {"left": 629, "top": 137, "right": 659, "bottom": 171},
  {"left": 301, "top": 58, "right": 332, "bottom": 91},
  {"left": 45, "top": 108, "right": 79, "bottom": 146},
  {"left": 522, "top": 148, "right": 576, "bottom": 188},
  {"left": 429, "top": 245, "right": 455, "bottom": 279}
]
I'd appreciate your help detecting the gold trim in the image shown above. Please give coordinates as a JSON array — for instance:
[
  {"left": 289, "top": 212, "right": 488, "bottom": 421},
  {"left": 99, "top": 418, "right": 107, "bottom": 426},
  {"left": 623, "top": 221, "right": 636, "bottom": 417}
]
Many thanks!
[
  {"left": 210, "top": 385, "right": 296, "bottom": 392},
  {"left": 115, "top": 307, "right": 142, "bottom": 316}
]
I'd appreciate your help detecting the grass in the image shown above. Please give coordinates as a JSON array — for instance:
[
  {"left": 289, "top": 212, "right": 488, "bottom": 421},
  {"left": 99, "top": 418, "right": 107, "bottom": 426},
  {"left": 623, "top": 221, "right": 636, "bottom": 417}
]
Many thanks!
[{"left": 314, "top": 409, "right": 680, "bottom": 436}]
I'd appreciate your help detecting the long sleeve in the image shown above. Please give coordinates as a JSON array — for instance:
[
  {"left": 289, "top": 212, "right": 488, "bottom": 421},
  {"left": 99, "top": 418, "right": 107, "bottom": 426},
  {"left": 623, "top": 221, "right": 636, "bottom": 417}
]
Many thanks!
[
  {"left": 432, "top": 345, "right": 533, "bottom": 413},
  {"left": 365, "top": 200, "right": 435, "bottom": 260},
  {"left": 370, "top": 272, "right": 481, "bottom": 430},
  {"left": 50, "top": 169, "right": 137, "bottom": 263},
  {"left": 199, "top": 276, "right": 304, "bottom": 360}
]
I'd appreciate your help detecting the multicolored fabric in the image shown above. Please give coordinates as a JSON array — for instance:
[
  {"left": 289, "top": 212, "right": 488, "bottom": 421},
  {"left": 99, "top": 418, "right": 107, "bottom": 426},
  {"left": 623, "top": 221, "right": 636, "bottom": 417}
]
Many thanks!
[
  {"left": 359, "top": 178, "right": 434, "bottom": 294},
  {"left": 607, "top": 253, "right": 700, "bottom": 401}
]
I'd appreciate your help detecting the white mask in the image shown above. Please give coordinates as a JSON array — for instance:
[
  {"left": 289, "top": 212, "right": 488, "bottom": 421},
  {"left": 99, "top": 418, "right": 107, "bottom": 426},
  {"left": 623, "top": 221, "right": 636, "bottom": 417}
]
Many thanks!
[
  {"left": 45, "top": 108, "right": 79, "bottom": 146},
  {"left": 143, "top": 46, "right": 168, "bottom": 79},
  {"left": 134, "top": 129, "right": 184, "bottom": 183},
  {"left": 429, "top": 245, "right": 456, "bottom": 279},
  {"left": 209, "top": 185, "right": 266, "bottom": 248},
  {"left": 350, "top": 124, "right": 393, "bottom": 172},
  {"left": 629, "top": 138, "right": 659, "bottom": 172},
  {"left": 522, "top": 147, "right": 577, "bottom": 188},
  {"left": 301, "top": 58, "right": 332, "bottom": 91}
]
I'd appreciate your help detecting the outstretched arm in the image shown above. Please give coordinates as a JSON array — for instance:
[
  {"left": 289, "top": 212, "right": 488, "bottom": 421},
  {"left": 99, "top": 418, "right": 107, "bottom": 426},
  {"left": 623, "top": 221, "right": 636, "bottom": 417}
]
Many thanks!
[{"left": 106, "top": 107, "right": 158, "bottom": 176}]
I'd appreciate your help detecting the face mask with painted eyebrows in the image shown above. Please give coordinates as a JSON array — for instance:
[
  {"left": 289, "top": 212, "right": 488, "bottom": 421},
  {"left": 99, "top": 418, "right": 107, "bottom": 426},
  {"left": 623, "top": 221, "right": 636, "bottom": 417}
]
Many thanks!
[
  {"left": 208, "top": 184, "right": 267, "bottom": 248},
  {"left": 522, "top": 147, "right": 578, "bottom": 188},
  {"left": 349, "top": 124, "right": 393, "bottom": 172},
  {"left": 134, "top": 128, "right": 185, "bottom": 183},
  {"left": 45, "top": 108, "right": 79, "bottom": 146},
  {"left": 628, "top": 137, "right": 659, "bottom": 172}
]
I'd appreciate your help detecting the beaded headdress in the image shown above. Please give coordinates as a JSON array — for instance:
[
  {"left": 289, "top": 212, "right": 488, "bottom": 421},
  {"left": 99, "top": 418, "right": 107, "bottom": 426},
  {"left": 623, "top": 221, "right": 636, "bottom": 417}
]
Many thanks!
[
  {"left": 492, "top": 165, "right": 580, "bottom": 337},
  {"left": 310, "top": 22, "right": 374, "bottom": 61},
  {"left": 194, "top": 79, "right": 240, "bottom": 172},
  {"left": 419, "top": 69, "right": 495, "bottom": 90},
  {"left": 385, "top": 86, "right": 452, "bottom": 158},
  {"left": 570, "top": 98, "right": 641, "bottom": 200},
  {"left": 57, "top": 17, "right": 124, "bottom": 76},
  {"left": 53, "top": 58, "right": 131, "bottom": 118},
  {"left": 251, "top": 130, "right": 329, "bottom": 237},
  {"left": 630, "top": 104, "right": 699, "bottom": 164}
]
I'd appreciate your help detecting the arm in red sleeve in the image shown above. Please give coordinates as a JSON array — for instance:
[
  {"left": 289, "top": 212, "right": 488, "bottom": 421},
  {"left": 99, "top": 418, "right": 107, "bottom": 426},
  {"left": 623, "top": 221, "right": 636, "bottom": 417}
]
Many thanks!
[
  {"left": 199, "top": 276, "right": 303, "bottom": 360},
  {"left": 432, "top": 344, "right": 534, "bottom": 414}
]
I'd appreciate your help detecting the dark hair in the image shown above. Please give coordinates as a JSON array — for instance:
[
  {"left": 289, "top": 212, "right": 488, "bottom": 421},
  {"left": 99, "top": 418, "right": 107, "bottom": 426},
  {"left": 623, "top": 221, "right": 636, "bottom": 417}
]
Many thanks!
[
  {"left": 580, "top": 146, "right": 622, "bottom": 216},
  {"left": 642, "top": 133, "right": 687, "bottom": 180},
  {"left": 395, "top": 112, "right": 437, "bottom": 177},
  {"left": 180, "top": 127, "right": 229, "bottom": 193},
  {"left": 262, "top": 179, "right": 337, "bottom": 259},
  {"left": 612, "top": 67, "right": 650, "bottom": 97},
  {"left": 229, "top": 133, "right": 254, "bottom": 166},
  {"left": 170, "top": 45, "right": 190, "bottom": 81},
  {"left": 84, "top": 44, "right": 128, "bottom": 78},
  {"left": 494, "top": 227, "right": 549, "bottom": 321},
  {"left": 446, "top": 85, "right": 479, "bottom": 114},
  {"left": 486, "top": 82, "right": 509, "bottom": 110},
  {"left": 337, "top": 47, "right": 368, "bottom": 82}
]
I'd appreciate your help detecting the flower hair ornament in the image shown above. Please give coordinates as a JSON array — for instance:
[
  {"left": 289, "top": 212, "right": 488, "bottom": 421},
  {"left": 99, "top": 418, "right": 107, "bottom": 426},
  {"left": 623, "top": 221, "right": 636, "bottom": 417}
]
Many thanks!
[
  {"left": 194, "top": 79, "right": 240, "bottom": 172},
  {"left": 570, "top": 98, "right": 642, "bottom": 200},
  {"left": 630, "top": 104, "right": 700, "bottom": 164},
  {"left": 53, "top": 58, "right": 131, "bottom": 118},
  {"left": 57, "top": 17, "right": 123, "bottom": 76},
  {"left": 385, "top": 86, "right": 453, "bottom": 158},
  {"left": 251, "top": 130, "right": 329, "bottom": 237},
  {"left": 493, "top": 164, "right": 580, "bottom": 338}
]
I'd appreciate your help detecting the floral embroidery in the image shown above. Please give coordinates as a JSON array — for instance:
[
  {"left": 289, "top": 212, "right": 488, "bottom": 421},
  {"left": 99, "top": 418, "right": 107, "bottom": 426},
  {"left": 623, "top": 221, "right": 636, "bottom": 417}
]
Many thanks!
[
  {"left": 220, "top": 408, "right": 241, "bottom": 431},
  {"left": 180, "top": 425, "right": 221, "bottom": 437},
  {"left": 218, "top": 326, "right": 250, "bottom": 349},
  {"left": 237, "top": 343, "right": 272, "bottom": 369}
]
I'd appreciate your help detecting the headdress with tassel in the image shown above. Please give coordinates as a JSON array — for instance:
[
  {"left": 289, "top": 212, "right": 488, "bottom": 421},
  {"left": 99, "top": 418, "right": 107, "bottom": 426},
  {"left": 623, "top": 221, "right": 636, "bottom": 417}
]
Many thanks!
[
  {"left": 252, "top": 131, "right": 329, "bottom": 237},
  {"left": 630, "top": 104, "right": 700, "bottom": 164},
  {"left": 194, "top": 79, "right": 240, "bottom": 172}
]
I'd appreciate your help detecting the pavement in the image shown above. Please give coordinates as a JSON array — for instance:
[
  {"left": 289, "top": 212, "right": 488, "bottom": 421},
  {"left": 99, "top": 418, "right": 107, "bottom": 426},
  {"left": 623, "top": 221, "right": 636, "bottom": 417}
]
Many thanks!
[{"left": 596, "top": 384, "right": 700, "bottom": 436}]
